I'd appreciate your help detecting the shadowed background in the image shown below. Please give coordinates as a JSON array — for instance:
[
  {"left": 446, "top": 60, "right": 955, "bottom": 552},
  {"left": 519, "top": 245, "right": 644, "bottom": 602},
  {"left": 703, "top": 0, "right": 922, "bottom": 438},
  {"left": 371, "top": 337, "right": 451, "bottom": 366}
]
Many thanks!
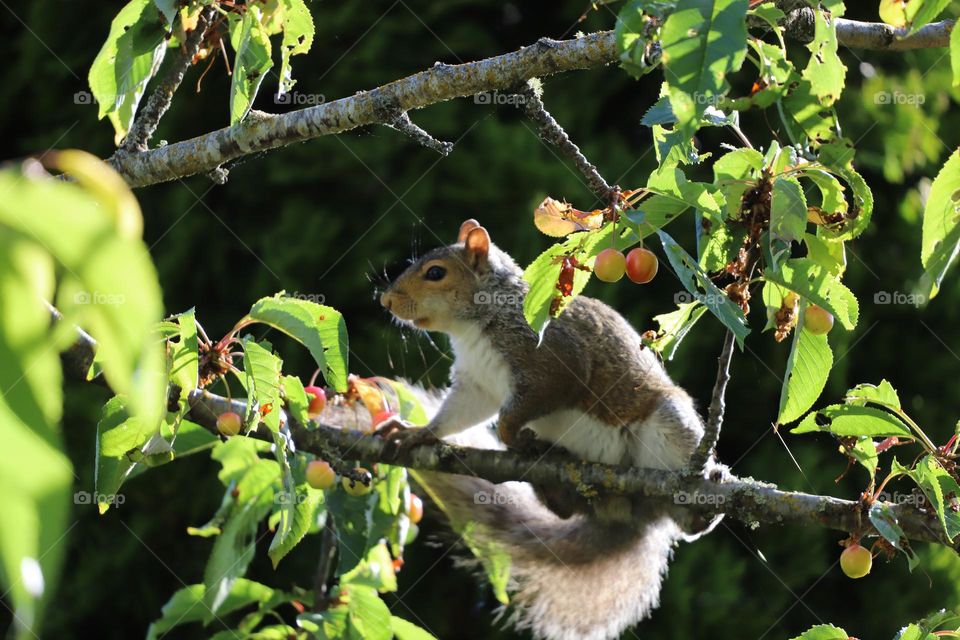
[{"left": 2, "top": 1, "right": 960, "bottom": 638}]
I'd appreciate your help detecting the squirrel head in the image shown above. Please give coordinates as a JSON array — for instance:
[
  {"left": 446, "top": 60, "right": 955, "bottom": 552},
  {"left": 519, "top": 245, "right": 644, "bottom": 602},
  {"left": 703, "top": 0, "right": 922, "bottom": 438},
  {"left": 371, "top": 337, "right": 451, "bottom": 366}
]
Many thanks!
[{"left": 380, "top": 219, "right": 524, "bottom": 333}]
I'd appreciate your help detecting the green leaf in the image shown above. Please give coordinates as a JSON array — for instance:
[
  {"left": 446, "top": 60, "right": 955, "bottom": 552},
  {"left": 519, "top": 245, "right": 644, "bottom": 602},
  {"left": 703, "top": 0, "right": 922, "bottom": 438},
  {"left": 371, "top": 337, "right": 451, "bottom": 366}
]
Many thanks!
[
  {"left": 658, "top": 231, "right": 750, "bottom": 345},
  {"left": 769, "top": 176, "right": 807, "bottom": 270},
  {"left": 804, "top": 233, "right": 845, "bottom": 276},
  {"left": 381, "top": 379, "right": 430, "bottom": 426},
  {"left": 147, "top": 579, "right": 277, "bottom": 640},
  {"left": 909, "top": 455, "right": 960, "bottom": 540},
  {"left": 268, "top": 456, "right": 324, "bottom": 567},
  {"left": 763, "top": 258, "right": 859, "bottom": 330},
  {"left": 868, "top": 501, "right": 919, "bottom": 570},
  {"left": 660, "top": 0, "right": 749, "bottom": 129},
  {"left": 844, "top": 437, "right": 878, "bottom": 480},
  {"left": 88, "top": 0, "right": 168, "bottom": 144},
  {"left": 782, "top": 78, "right": 838, "bottom": 147},
  {"left": 391, "top": 616, "right": 438, "bottom": 640},
  {"left": 281, "top": 375, "right": 310, "bottom": 425},
  {"left": 248, "top": 294, "right": 349, "bottom": 392},
  {"left": 908, "top": 0, "right": 953, "bottom": 33},
  {"left": 647, "top": 165, "right": 724, "bottom": 218},
  {"left": 789, "top": 625, "right": 850, "bottom": 640},
  {"left": 347, "top": 585, "right": 393, "bottom": 640},
  {"left": 168, "top": 308, "right": 198, "bottom": 410},
  {"left": 919, "top": 148, "right": 960, "bottom": 299},
  {"left": 643, "top": 302, "right": 708, "bottom": 360},
  {"left": 845, "top": 380, "right": 901, "bottom": 410},
  {"left": 816, "top": 141, "right": 874, "bottom": 241},
  {"left": 341, "top": 543, "right": 398, "bottom": 592},
  {"left": 94, "top": 395, "right": 152, "bottom": 511},
  {"left": 0, "top": 164, "right": 166, "bottom": 434},
  {"left": 615, "top": 1, "right": 676, "bottom": 78},
  {"left": 951, "top": 18, "right": 960, "bottom": 87},
  {"left": 277, "top": 0, "right": 315, "bottom": 95},
  {"left": 777, "top": 310, "right": 833, "bottom": 425},
  {"left": 229, "top": 6, "right": 274, "bottom": 124},
  {"left": 242, "top": 339, "right": 283, "bottom": 432},
  {"left": 801, "top": 8, "right": 846, "bottom": 106},
  {"left": 792, "top": 404, "right": 912, "bottom": 438}
]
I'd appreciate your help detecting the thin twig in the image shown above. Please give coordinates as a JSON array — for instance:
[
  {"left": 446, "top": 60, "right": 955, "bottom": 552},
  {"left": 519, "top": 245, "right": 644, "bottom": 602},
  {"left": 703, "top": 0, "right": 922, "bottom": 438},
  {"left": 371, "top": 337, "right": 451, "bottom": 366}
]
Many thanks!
[
  {"left": 120, "top": 5, "right": 217, "bottom": 152},
  {"left": 691, "top": 329, "right": 737, "bottom": 470},
  {"left": 512, "top": 79, "right": 615, "bottom": 201},
  {"left": 386, "top": 112, "right": 454, "bottom": 156},
  {"left": 313, "top": 519, "right": 338, "bottom": 612}
]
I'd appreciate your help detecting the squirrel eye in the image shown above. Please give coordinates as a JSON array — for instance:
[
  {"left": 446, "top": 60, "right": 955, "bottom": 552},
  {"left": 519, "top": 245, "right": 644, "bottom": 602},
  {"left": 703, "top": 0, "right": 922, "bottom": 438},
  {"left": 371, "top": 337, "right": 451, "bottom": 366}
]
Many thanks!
[{"left": 424, "top": 265, "right": 447, "bottom": 281}]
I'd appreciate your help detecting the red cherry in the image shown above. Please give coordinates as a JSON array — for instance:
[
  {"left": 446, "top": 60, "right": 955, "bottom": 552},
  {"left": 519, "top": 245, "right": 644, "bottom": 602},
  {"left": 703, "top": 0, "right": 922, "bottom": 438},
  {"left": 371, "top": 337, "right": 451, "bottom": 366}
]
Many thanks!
[
  {"left": 216, "top": 411, "right": 242, "bottom": 437},
  {"left": 593, "top": 248, "right": 626, "bottom": 283},
  {"left": 371, "top": 410, "right": 397, "bottom": 429},
  {"left": 304, "top": 385, "right": 326, "bottom": 419},
  {"left": 625, "top": 248, "right": 659, "bottom": 284},
  {"left": 305, "top": 460, "right": 336, "bottom": 490},
  {"left": 407, "top": 493, "right": 424, "bottom": 524}
]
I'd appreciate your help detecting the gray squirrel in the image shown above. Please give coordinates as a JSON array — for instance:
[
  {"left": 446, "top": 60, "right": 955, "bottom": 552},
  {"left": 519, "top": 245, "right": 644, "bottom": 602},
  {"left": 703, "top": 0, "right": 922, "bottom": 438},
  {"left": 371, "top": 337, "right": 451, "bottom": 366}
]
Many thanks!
[{"left": 378, "top": 219, "right": 724, "bottom": 640}]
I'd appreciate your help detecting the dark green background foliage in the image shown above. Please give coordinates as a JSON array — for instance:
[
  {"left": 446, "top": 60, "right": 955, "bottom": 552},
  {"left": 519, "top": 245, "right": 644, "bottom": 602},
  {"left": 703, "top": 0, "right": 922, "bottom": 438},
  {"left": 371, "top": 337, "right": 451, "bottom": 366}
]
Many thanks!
[{"left": 2, "top": 1, "right": 960, "bottom": 637}]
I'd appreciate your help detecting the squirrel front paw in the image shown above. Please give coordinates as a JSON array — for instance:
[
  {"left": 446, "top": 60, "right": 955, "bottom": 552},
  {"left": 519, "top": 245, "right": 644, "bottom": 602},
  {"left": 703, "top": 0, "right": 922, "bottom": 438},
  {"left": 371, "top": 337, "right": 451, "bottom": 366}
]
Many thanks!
[{"left": 376, "top": 419, "right": 439, "bottom": 454}]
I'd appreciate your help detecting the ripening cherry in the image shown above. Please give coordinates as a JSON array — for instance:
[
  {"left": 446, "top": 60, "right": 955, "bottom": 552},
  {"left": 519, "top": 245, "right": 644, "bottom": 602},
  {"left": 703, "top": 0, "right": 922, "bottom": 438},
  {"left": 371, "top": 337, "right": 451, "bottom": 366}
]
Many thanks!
[
  {"left": 371, "top": 410, "right": 397, "bottom": 430},
  {"left": 594, "top": 248, "right": 626, "bottom": 283},
  {"left": 840, "top": 543, "right": 872, "bottom": 579},
  {"left": 625, "top": 248, "right": 659, "bottom": 284},
  {"left": 804, "top": 304, "right": 834, "bottom": 335},
  {"left": 217, "top": 411, "right": 243, "bottom": 437},
  {"left": 342, "top": 468, "right": 373, "bottom": 497},
  {"left": 407, "top": 493, "right": 424, "bottom": 524},
  {"left": 304, "top": 385, "right": 326, "bottom": 419},
  {"left": 305, "top": 460, "right": 336, "bottom": 490}
]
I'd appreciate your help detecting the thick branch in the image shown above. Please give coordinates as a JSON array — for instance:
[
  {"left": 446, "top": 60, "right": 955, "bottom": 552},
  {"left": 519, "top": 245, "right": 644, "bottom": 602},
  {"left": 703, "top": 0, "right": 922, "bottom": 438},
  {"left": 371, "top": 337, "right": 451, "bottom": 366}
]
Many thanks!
[
  {"left": 108, "top": 17, "right": 955, "bottom": 188},
  {"left": 121, "top": 5, "right": 217, "bottom": 152},
  {"left": 178, "top": 388, "right": 954, "bottom": 550}
]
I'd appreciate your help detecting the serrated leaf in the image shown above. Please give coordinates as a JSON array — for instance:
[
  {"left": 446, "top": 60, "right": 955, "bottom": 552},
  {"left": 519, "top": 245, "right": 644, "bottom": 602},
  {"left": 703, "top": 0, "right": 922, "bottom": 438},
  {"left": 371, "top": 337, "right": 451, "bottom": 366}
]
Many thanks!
[
  {"left": 789, "top": 625, "right": 850, "bottom": 640},
  {"left": 229, "top": 6, "right": 273, "bottom": 124},
  {"left": 793, "top": 404, "right": 912, "bottom": 437},
  {"left": 89, "top": 0, "right": 168, "bottom": 144},
  {"left": 845, "top": 380, "right": 901, "bottom": 410},
  {"left": 769, "top": 176, "right": 807, "bottom": 270},
  {"left": 869, "top": 501, "right": 919, "bottom": 570},
  {"left": 763, "top": 258, "right": 858, "bottom": 330},
  {"left": 242, "top": 339, "right": 283, "bottom": 432},
  {"left": 644, "top": 302, "right": 708, "bottom": 360},
  {"left": 801, "top": 8, "right": 846, "bottom": 106},
  {"left": 845, "top": 437, "right": 878, "bottom": 480},
  {"left": 804, "top": 233, "right": 846, "bottom": 276},
  {"left": 909, "top": 455, "right": 960, "bottom": 540},
  {"left": 169, "top": 308, "right": 198, "bottom": 409},
  {"left": 146, "top": 579, "right": 278, "bottom": 640},
  {"left": 346, "top": 586, "right": 392, "bottom": 640},
  {"left": 908, "top": 0, "right": 952, "bottom": 33},
  {"left": 777, "top": 310, "right": 833, "bottom": 425},
  {"left": 660, "top": 0, "right": 749, "bottom": 129},
  {"left": 341, "top": 543, "right": 398, "bottom": 592},
  {"left": 277, "top": 0, "right": 315, "bottom": 95},
  {"left": 281, "top": 375, "right": 310, "bottom": 425},
  {"left": 248, "top": 295, "right": 349, "bottom": 392},
  {"left": 919, "top": 148, "right": 960, "bottom": 299}
]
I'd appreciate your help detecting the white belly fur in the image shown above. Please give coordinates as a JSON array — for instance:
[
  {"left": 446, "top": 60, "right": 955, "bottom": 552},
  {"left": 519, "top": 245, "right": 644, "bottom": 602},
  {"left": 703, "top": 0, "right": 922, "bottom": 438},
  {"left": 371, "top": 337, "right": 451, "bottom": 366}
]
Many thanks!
[{"left": 449, "top": 324, "right": 512, "bottom": 404}]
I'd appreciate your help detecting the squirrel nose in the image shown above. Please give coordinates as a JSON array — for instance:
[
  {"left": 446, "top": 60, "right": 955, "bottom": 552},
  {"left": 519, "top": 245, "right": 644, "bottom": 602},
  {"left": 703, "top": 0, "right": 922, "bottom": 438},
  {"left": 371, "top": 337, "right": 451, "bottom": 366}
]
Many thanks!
[{"left": 380, "top": 292, "right": 392, "bottom": 310}]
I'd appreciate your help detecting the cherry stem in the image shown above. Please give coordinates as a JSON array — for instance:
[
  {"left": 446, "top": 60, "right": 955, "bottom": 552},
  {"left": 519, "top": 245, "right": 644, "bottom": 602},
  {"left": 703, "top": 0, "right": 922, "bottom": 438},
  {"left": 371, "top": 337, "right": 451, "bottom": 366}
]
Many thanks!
[{"left": 309, "top": 368, "right": 321, "bottom": 388}]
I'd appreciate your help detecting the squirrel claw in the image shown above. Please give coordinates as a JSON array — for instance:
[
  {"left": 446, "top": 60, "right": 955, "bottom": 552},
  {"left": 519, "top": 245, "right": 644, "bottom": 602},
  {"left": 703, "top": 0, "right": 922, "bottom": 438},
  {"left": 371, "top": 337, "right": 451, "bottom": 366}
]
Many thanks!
[
  {"left": 374, "top": 416, "right": 410, "bottom": 439},
  {"left": 378, "top": 420, "right": 438, "bottom": 456}
]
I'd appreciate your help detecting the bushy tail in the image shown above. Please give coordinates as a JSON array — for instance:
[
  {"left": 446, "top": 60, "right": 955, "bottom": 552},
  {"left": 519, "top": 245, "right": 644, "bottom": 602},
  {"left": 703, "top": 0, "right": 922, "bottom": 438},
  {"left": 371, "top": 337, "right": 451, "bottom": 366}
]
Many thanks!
[
  {"left": 321, "top": 384, "right": 684, "bottom": 640},
  {"left": 411, "top": 393, "right": 684, "bottom": 640}
]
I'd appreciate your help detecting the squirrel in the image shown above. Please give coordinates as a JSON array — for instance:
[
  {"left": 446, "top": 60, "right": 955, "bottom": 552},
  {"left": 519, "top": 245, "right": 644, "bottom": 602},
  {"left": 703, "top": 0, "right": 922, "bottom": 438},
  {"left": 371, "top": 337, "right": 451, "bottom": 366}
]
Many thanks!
[{"left": 378, "top": 219, "right": 724, "bottom": 640}]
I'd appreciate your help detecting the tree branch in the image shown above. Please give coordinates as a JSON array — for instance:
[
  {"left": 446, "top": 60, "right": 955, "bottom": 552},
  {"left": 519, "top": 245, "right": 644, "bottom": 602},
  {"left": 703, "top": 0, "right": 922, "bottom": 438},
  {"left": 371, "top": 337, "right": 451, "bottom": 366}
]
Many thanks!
[
  {"left": 691, "top": 329, "right": 737, "bottom": 470},
  {"left": 513, "top": 79, "right": 615, "bottom": 201},
  {"left": 120, "top": 5, "right": 218, "bottom": 153},
  {"left": 58, "top": 320, "right": 955, "bottom": 550},
  {"left": 107, "top": 16, "right": 955, "bottom": 189}
]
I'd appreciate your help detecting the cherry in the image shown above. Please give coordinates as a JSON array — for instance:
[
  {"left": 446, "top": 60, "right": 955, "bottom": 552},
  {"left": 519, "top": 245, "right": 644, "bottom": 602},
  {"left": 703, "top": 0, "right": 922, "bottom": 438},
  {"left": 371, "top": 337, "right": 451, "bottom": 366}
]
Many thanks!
[
  {"left": 305, "top": 460, "right": 336, "bottom": 490},
  {"left": 407, "top": 493, "right": 424, "bottom": 524},
  {"left": 216, "top": 411, "right": 243, "bottom": 437},
  {"left": 371, "top": 410, "right": 397, "bottom": 430},
  {"left": 594, "top": 248, "right": 626, "bottom": 283},
  {"left": 342, "top": 468, "right": 373, "bottom": 497},
  {"left": 804, "top": 304, "right": 834, "bottom": 335},
  {"left": 840, "top": 543, "right": 872, "bottom": 579},
  {"left": 625, "top": 248, "right": 659, "bottom": 284},
  {"left": 304, "top": 385, "right": 326, "bottom": 419}
]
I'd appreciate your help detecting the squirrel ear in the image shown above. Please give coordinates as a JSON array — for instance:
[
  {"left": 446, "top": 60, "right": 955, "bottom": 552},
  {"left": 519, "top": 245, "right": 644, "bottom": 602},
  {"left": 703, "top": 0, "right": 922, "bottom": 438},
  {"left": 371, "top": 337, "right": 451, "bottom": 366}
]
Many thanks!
[
  {"left": 457, "top": 219, "right": 481, "bottom": 243},
  {"left": 464, "top": 227, "right": 490, "bottom": 267}
]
